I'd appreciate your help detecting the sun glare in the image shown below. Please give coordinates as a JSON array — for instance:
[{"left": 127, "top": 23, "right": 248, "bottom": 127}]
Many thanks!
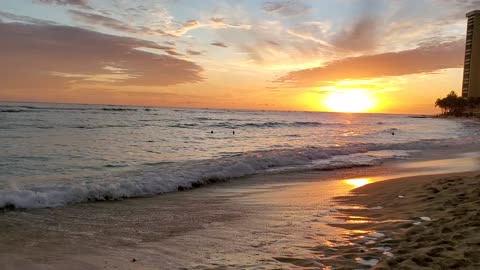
[
  {"left": 323, "top": 90, "right": 376, "bottom": 113},
  {"left": 344, "top": 178, "right": 372, "bottom": 188}
]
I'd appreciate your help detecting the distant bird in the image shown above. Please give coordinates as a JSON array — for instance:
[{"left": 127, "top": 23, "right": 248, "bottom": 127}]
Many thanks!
[
  {"left": 211, "top": 130, "right": 213, "bottom": 134},
  {"left": 392, "top": 132, "right": 395, "bottom": 135},
  {"left": 233, "top": 130, "right": 235, "bottom": 135}
]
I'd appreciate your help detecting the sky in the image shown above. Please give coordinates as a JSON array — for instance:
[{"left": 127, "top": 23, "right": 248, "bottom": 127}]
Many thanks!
[{"left": 0, "top": 0, "right": 479, "bottom": 114}]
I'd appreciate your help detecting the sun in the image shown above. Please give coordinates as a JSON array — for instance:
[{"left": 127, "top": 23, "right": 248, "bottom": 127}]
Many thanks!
[{"left": 323, "top": 90, "right": 376, "bottom": 113}]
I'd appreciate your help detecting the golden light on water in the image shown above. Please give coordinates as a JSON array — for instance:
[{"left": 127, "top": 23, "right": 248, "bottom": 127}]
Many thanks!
[
  {"left": 323, "top": 90, "right": 377, "bottom": 113},
  {"left": 344, "top": 178, "right": 372, "bottom": 188}
]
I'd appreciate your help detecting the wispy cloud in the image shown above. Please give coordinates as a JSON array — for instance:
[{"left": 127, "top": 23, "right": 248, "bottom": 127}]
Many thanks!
[
  {"left": 285, "top": 21, "right": 333, "bottom": 47},
  {"left": 68, "top": 8, "right": 251, "bottom": 40},
  {"left": 332, "top": 17, "right": 381, "bottom": 52},
  {"left": 210, "top": 41, "right": 228, "bottom": 48},
  {"left": 262, "top": 0, "right": 310, "bottom": 17},
  {"left": 68, "top": 9, "right": 171, "bottom": 36},
  {"left": 0, "top": 11, "right": 57, "bottom": 25},
  {"left": 218, "top": 20, "right": 331, "bottom": 65},
  {"left": 186, "top": 49, "right": 202, "bottom": 55},
  {"left": 35, "top": 0, "right": 92, "bottom": 9},
  {"left": 166, "top": 17, "right": 251, "bottom": 37}
]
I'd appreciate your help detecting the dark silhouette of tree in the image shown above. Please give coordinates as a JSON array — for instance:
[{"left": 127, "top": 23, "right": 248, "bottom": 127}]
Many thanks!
[{"left": 435, "top": 91, "right": 472, "bottom": 116}]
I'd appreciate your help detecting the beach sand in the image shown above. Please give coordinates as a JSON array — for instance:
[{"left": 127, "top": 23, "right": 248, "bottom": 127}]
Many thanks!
[
  {"left": 1, "top": 149, "right": 480, "bottom": 269},
  {"left": 330, "top": 172, "right": 480, "bottom": 269}
]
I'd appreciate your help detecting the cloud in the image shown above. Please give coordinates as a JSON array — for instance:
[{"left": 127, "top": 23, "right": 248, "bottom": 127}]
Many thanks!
[
  {"left": 275, "top": 39, "right": 464, "bottom": 87},
  {"left": 68, "top": 9, "right": 170, "bottom": 36},
  {"left": 436, "top": 0, "right": 480, "bottom": 18},
  {"left": 332, "top": 17, "right": 381, "bottom": 52},
  {"left": 0, "top": 11, "right": 57, "bottom": 25},
  {"left": 286, "top": 21, "right": 333, "bottom": 47},
  {"left": 218, "top": 20, "right": 332, "bottom": 65},
  {"left": 68, "top": 9, "right": 249, "bottom": 38},
  {"left": 210, "top": 17, "right": 224, "bottom": 23},
  {"left": 164, "top": 49, "right": 184, "bottom": 56},
  {"left": 210, "top": 41, "right": 228, "bottom": 48},
  {"left": 263, "top": 0, "right": 310, "bottom": 17},
  {"left": 0, "top": 20, "right": 203, "bottom": 93},
  {"left": 35, "top": 0, "right": 92, "bottom": 9},
  {"left": 186, "top": 49, "right": 202, "bottom": 55},
  {"left": 168, "top": 18, "right": 251, "bottom": 36},
  {"left": 69, "top": 9, "right": 138, "bottom": 33}
]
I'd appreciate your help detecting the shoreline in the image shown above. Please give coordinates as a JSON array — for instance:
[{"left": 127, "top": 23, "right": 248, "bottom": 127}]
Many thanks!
[
  {"left": 330, "top": 171, "right": 480, "bottom": 269},
  {"left": 1, "top": 149, "right": 480, "bottom": 269}
]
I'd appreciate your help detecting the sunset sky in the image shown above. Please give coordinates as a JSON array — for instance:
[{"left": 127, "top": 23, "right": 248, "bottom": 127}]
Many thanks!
[{"left": 1, "top": 0, "right": 479, "bottom": 113}]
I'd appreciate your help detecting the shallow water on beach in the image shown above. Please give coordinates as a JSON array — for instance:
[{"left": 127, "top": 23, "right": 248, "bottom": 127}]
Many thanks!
[
  {"left": 2, "top": 149, "right": 479, "bottom": 269},
  {"left": 2, "top": 102, "right": 480, "bottom": 209}
]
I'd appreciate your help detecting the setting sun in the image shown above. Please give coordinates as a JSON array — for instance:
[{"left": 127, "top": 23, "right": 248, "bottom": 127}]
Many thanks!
[{"left": 323, "top": 90, "right": 377, "bottom": 113}]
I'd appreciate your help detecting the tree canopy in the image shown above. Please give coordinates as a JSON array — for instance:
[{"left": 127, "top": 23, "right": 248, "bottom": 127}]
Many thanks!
[{"left": 435, "top": 91, "right": 480, "bottom": 116}]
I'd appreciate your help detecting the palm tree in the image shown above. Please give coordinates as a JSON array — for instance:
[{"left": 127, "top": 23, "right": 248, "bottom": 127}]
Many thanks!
[
  {"left": 435, "top": 91, "right": 467, "bottom": 116},
  {"left": 435, "top": 98, "right": 447, "bottom": 115}
]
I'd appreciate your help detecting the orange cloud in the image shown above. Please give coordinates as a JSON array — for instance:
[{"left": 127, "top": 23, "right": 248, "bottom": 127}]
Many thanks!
[
  {"left": 0, "top": 20, "right": 203, "bottom": 93},
  {"left": 276, "top": 39, "right": 464, "bottom": 87}
]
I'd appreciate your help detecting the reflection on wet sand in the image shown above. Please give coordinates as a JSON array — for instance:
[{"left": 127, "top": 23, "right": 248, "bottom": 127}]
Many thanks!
[{"left": 343, "top": 178, "right": 372, "bottom": 188}]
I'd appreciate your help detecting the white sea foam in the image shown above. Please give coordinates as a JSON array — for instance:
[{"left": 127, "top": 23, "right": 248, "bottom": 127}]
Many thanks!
[{"left": 0, "top": 139, "right": 468, "bottom": 210}]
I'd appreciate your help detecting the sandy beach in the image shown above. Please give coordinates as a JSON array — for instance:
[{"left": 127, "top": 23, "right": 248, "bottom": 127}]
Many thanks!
[
  {"left": 330, "top": 171, "right": 480, "bottom": 269},
  {"left": 1, "top": 148, "right": 480, "bottom": 269}
]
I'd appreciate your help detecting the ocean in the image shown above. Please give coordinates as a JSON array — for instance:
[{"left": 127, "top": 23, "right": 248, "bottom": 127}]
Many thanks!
[{"left": 1, "top": 102, "right": 478, "bottom": 210}]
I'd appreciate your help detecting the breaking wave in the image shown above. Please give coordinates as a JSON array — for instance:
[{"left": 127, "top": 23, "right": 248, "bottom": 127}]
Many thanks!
[{"left": 0, "top": 139, "right": 452, "bottom": 210}]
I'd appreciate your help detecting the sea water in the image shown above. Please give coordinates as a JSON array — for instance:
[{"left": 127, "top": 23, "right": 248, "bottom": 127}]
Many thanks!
[{"left": 1, "top": 102, "right": 479, "bottom": 209}]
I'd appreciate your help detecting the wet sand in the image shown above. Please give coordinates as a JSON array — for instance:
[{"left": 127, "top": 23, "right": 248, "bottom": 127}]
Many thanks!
[
  {"left": 1, "top": 149, "right": 480, "bottom": 269},
  {"left": 330, "top": 172, "right": 480, "bottom": 269}
]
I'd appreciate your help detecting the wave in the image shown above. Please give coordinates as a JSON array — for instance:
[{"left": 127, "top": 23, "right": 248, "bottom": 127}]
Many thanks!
[
  {"left": 0, "top": 105, "right": 142, "bottom": 113},
  {"left": 102, "top": 108, "right": 138, "bottom": 112},
  {"left": 0, "top": 139, "right": 452, "bottom": 210},
  {"left": 0, "top": 109, "right": 28, "bottom": 113},
  {"left": 237, "top": 121, "right": 324, "bottom": 128},
  {"left": 168, "top": 121, "right": 328, "bottom": 129},
  {"left": 168, "top": 123, "right": 199, "bottom": 128},
  {"left": 70, "top": 124, "right": 132, "bottom": 129}
]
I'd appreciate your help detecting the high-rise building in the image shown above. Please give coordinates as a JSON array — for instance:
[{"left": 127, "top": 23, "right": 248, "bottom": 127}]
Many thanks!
[{"left": 462, "top": 10, "right": 480, "bottom": 98}]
